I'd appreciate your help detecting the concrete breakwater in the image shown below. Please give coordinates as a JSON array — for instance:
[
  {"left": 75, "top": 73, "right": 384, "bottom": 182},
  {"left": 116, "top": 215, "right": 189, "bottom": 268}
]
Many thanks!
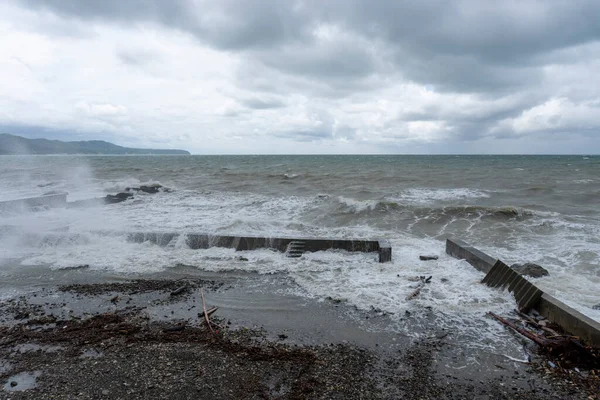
[
  {"left": 446, "top": 238, "right": 600, "bottom": 348},
  {"left": 0, "top": 193, "right": 67, "bottom": 212},
  {"left": 126, "top": 231, "right": 392, "bottom": 263},
  {"left": 0, "top": 185, "right": 166, "bottom": 213},
  {"left": 0, "top": 192, "right": 393, "bottom": 262}
]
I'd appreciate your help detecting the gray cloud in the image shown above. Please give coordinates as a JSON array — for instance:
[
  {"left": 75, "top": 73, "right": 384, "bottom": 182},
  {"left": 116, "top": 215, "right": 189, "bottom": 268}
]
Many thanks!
[
  {"left": 19, "top": 0, "right": 600, "bottom": 93},
  {"left": 239, "top": 96, "right": 286, "bottom": 110},
  {"left": 274, "top": 129, "right": 333, "bottom": 142},
  {"left": 4, "top": 0, "right": 600, "bottom": 152},
  {"left": 117, "top": 49, "right": 161, "bottom": 67}
]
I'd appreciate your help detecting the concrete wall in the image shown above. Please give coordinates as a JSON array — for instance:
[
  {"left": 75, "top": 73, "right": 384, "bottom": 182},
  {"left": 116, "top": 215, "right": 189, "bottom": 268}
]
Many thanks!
[
  {"left": 537, "top": 293, "right": 600, "bottom": 348},
  {"left": 0, "top": 193, "right": 67, "bottom": 212},
  {"left": 378, "top": 240, "right": 392, "bottom": 263},
  {"left": 127, "top": 232, "right": 392, "bottom": 263},
  {"left": 445, "top": 238, "right": 497, "bottom": 273},
  {"left": 446, "top": 237, "right": 600, "bottom": 348}
]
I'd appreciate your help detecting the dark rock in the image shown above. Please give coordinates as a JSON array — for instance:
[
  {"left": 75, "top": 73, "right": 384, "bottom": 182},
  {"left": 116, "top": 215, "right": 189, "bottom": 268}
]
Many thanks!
[
  {"left": 104, "top": 192, "right": 134, "bottom": 204},
  {"left": 592, "top": 304, "right": 600, "bottom": 310},
  {"left": 139, "top": 185, "right": 160, "bottom": 194},
  {"left": 235, "top": 256, "right": 249, "bottom": 262},
  {"left": 62, "top": 264, "right": 89, "bottom": 270},
  {"left": 510, "top": 263, "right": 549, "bottom": 278},
  {"left": 126, "top": 184, "right": 169, "bottom": 194},
  {"left": 419, "top": 255, "right": 438, "bottom": 261},
  {"left": 10, "top": 381, "right": 17, "bottom": 387}
]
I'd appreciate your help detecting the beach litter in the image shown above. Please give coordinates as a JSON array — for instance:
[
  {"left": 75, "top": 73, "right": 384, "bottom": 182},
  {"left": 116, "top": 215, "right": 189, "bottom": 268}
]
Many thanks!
[
  {"left": 488, "top": 310, "right": 599, "bottom": 373},
  {"left": 406, "top": 276, "right": 433, "bottom": 300}
]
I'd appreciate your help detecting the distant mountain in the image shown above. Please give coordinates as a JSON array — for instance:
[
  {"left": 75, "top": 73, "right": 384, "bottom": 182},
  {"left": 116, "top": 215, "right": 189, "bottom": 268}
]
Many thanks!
[{"left": 0, "top": 133, "right": 190, "bottom": 155}]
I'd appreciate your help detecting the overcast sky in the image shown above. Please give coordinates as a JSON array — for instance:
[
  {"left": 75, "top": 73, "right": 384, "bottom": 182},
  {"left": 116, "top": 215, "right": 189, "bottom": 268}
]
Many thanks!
[{"left": 1, "top": 0, "right": 600, "bottom": 154}]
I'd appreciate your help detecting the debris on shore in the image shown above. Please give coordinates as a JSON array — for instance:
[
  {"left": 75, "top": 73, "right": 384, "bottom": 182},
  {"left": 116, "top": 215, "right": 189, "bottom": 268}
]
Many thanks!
[
  {"left": 489, "top": 310, "right": 599, "bottom": 394},
  {"left": 0, "top": 279, "right": 597, "bottom": 399}
]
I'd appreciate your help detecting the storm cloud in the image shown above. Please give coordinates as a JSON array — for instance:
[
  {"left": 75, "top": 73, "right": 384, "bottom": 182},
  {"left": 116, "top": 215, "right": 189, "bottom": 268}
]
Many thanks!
[{"left": 1, "top": 0, "right": 600, "bottom": 153}]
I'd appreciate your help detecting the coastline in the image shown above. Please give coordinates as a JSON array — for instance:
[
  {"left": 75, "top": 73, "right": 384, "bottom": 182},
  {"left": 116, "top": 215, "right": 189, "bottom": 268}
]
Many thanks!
[{"left": 1, "top": 272, "right": 596, "bottom": 399}]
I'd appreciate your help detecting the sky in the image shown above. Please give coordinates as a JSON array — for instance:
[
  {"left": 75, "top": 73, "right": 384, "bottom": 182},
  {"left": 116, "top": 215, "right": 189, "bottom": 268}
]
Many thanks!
[{"left": 1, "top": 0, "right": 600, "bottom": 154}]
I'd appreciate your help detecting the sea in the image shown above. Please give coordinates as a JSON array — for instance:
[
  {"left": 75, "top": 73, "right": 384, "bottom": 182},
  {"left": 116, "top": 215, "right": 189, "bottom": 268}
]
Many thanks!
[{"left": 0, "top": 154, "right": 599, "bottom": 346}]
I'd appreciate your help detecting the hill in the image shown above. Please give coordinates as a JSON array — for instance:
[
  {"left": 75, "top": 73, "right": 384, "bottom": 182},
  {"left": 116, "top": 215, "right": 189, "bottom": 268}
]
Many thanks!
[{"left": 0, "top": 133, "right": 190, "bottom": 155}]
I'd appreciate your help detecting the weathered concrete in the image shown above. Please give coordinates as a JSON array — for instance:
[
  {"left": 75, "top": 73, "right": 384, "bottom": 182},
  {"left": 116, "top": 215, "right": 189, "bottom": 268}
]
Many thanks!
[
  {"left": 446, "top": 238, "right": 600, "bottom": 348},
  {"left": 537, "top": 293, "right": 600, "bottom": 348},
  {"left": 378, "top": 240, "right": 392, "bottom": 263},
  {"left": 127, "top": 232, "right": 392, "bottom": 263},
  {"left": 445, "top": 238, "right": 497, "bottom": 273},
  {"left": 0, "top": 193, "right": 67, "bottom": 212},
  {"left": 481, "top": 259, "right": 543, "bottom": 312}
]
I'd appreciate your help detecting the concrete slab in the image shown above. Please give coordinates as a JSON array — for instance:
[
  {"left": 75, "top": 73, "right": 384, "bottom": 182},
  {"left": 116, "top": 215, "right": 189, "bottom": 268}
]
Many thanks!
[
  {"left": 445, "top": 238, "right": 497, "bottom": 273},
  {"left": 537, "top": 293, "right": 600, "bottom": 348},
  {"left": 446, "top": 237, "right": 600, "bottom": 348},
  {"left": 127, "top": 232, "right": 392, "bottom": 263},
  {"left": 0, "top": 193, "right": 67, "bottom": 212}
]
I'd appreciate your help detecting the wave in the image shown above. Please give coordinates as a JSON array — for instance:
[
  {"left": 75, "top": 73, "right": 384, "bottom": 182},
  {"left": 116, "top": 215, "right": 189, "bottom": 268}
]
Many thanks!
[
  {"left": 392, "top": 188, "right": 490, "bottom": 205},
  {"left": 426, "top": 205, "right": 536, "bottom": 220},
  {"left": 334, "top": 196, "right": 537, "bottom": 220}
]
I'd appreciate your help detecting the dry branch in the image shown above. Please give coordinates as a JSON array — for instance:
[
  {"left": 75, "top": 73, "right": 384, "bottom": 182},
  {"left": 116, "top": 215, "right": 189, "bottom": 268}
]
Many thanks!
[
  {"left": 488, "top": 312, "right": 550, "bottom": 347},
  {"left": 201, "top": 288, "right": 215, "bottom": 334}
]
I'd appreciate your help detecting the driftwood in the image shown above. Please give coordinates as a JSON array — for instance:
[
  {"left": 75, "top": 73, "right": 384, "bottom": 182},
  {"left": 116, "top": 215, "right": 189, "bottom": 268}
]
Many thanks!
[
  {"left": 489, "top": 311, "right": 600, "bottom": 371},
  {"left": 488, "top": 312, "right": 550, "bottom": 347},
  {"left": 405, "top": 276, "right": 432, "bottom": 300},
  {"left": 406, "top": 284, "right": 423, "bottom": 300},
  {"left": 201, "top": 288, "right": 215, "bottom": 334},
  {"left": 205, "top": 306, "right": 218, "bottom": 317},
  {"left": 170, "top": 285, "right": 188, "bottom": 296},
  {"left": 515, "top": 309, "right": 560, "bottom": 337}
]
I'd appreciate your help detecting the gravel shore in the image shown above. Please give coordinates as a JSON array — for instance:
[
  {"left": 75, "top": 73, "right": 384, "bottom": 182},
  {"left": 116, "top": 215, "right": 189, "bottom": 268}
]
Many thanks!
[{"left": 0, "top": 276, "right": 597, "bottom": 399}]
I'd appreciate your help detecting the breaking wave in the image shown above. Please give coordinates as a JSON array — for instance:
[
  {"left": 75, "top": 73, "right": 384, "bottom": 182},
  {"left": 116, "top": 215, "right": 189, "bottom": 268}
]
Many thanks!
[{"left": 334, "top": 197, "right": 538, "bottom": 220}]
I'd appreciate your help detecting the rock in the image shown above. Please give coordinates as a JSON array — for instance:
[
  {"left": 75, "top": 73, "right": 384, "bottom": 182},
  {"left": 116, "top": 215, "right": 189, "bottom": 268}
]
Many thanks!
[
  {"left": 126, "top": 184, "right": 169, "bottom": 194},
  {"left": 104, "top": 192, "right": 134, "bottom": 204},
  {"left": 138, "top": 185, "right": 161, "bottom": 194},
  {"left": 62, "top": 264, "right": 89, "bottom": 270},
  {"left": 102, "top": 389, "right": 109, "bottom": 395},
  {"left": 510, "top": 263, "right": 549, "bottom": 278},
  {"left": 10, "top": 381, "right": 17, "bottom": 387},
  {"left": 235, "top": 256, "right": 249, "bottom": 262},
  {"left": 419, "top": 255, "right": 438, "bottom": 261},
  {"left": 592, "top": 304, "right": 600, "bottom": 310}
]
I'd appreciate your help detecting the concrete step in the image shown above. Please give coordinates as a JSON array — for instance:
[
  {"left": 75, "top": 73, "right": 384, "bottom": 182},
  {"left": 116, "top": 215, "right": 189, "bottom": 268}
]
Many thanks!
[
  {"left": 286, "top": 241, "right": 306, "bottom": 258},
  {"left": 481, "top": 259, "right": 543, "bottom": 312}
]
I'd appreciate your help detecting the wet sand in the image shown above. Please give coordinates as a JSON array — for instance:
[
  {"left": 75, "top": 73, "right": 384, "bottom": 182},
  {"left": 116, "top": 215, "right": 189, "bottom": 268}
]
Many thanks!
[{"left": 0, "top": 271, "right": 597, "bottom": 399}]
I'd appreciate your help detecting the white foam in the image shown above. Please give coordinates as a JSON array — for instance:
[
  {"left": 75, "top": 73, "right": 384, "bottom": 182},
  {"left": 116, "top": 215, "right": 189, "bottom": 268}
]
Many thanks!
[
  {"left": 3, "top": 225, "right": 519, "bottom": 344},
  {"left": 1, "top": 157, "right": 599, "bottom": 341},
  {"left": 573, "top": 179, "right": 595, "bottom": 184},
  {"left": 392, "top": 188, "right": 491, "bottom": 205},
  {"left": 336, "top": 196, "right": 379, "bottom": 212}
]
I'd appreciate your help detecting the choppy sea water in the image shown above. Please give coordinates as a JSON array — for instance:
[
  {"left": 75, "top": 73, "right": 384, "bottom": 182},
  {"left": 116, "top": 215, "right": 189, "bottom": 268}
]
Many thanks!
[{"left": 0, "top": 155, "right": 599, "bottom": 344}]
